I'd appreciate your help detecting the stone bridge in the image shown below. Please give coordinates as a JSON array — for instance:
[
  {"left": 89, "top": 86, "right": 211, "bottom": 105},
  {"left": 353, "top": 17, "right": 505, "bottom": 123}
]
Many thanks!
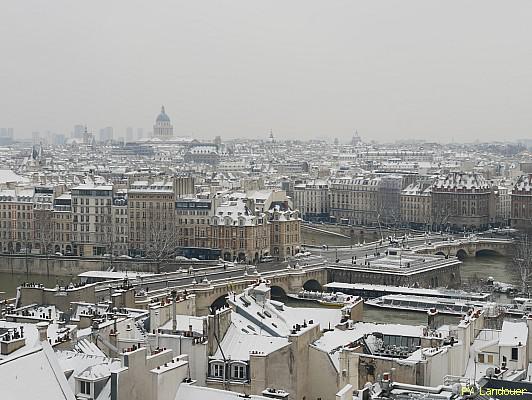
[
  {"left": 188, "top": 266, "right": 327, "bottom": 315},
  {"left": 412, "top": 238, "right": 513, "bottom": 260}
]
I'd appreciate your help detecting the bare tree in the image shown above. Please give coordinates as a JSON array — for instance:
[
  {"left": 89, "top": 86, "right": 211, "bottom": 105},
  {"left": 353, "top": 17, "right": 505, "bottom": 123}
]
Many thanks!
[
  {"left": 432, "top": 203, "right": 451, "bottom": 233},
  {"left": 375, "top": 203, "right": 402, "bottom": 241},
  {"left": 375, "top": 206, "right": 385, "bottom": 241},
  {"left": 34, "top": 209, "right": 55, "bottom": 276},
  {"left": 145, "top": 222, "right": 179, "bottom": 273},
  {"left": 103, "top": 226, "right": 116, "bottom": 271},
  {"left": 507, "top": 235, "right": 532, "bottom": 295},
  {"left": 422, "top": 210, "right": 433, "bottom": 233},
  {"left": 34, "top": 209, "right": 54, "bottom": 254}
]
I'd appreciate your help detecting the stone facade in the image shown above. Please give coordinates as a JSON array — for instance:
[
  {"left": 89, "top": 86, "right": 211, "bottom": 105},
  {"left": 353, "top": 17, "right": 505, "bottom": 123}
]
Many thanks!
[
  {"left": 511, "top": 174, "right": 532, "bottom": 231},
  {"left": 71, "top": 184, "right": 113, "bottom": 257},
  {"left": 210, "top": 197, "right": 269, "bottom": 262},
  {"left": 329, "top": 176, "right": 380, "bottom": 225},
  {"left": 400, "top": 182, "right": 432, "bottom": 228},
  {"left": 292, "top": 180, "right": 329, "bottom": 222},
  {"left": 431, "top": 172, "right": 495, "bottom": 231},
  {"left": 127, "top": 178, "right": 177, "bottom": 257}
]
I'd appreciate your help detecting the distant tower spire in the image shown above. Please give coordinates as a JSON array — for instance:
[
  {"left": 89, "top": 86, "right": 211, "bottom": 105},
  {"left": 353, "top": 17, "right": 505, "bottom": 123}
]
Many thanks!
[
  {"left": 351, "top": 129, "right": 361, "bottom": 146},
  {"left": 268, "top": 129, "right": 275, "bottom": 143},
  {"left": 161, "top": 105, "right": 165, "bottom": 114}
]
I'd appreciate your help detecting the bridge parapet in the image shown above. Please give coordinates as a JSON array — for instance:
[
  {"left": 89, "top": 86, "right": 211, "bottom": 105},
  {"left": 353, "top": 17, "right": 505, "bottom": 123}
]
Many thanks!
[
  {"left": 148, "top": 265, "right": 328, "bottom": 315},
  {"left": 412, "top": 238, "right": 513, "bottom": 258}
]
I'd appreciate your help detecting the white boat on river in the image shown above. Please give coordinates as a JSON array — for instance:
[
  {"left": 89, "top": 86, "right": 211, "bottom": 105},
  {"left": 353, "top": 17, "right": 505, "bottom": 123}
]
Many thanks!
[{"left": 288, "top": 290, "right": 360, "bottom": 308}]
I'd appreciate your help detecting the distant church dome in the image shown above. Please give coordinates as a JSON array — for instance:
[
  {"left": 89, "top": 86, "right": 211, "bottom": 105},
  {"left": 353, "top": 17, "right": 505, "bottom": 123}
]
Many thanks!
[
  {"left": 156, "top": 106, "right": 170, "bottom": 123},
  {"left": 153, "top": 105, "right": 174, "bottom": 139}
]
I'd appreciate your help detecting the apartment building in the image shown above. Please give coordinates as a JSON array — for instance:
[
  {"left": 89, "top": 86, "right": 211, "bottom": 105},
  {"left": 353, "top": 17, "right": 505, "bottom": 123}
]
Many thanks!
[
  {"left": 33, "top": 186, "right": 56, "bottom": 254},
  {"left": 0, "top": 187, "right": 34, "bottom": 253},
  {"left": 52, "top": 193, "right": 73, "bottom": 254},
  {"left": 377, "top": 175, "right": 403, "bottom": 225},
  {"left": 112, "top": 190, "right": 128, "bottom": 256},
  {"left": 0, "top": 181, "right": 301, "bottom": 262},
  {"left": 292, "top": 180, "right": 329, "bottom": 222},
  {"left": 431, "top": 172, "right": 495, "bottom": 231},
  {"left": 329, "top": 176, "right": 380, "bottom": 225},
  {"left": 268, "top": 206, "right": 300, "bottom": 259},
  {"left": 175, "top": 197, "right": 212, "bottom": 249},
  {"left": 210, "top": 197, "right": 269, "bottom": 262},
  {"left": 127, "top": 178, "right": 177, "bottom": 256},
  {"left": 400, "top": 182, "right": 432, "bottom": 229},
  {"left": 511, "top": 174, "right": 532, "bottom": 231},
  {"left": 71, "top": 184, "right": 113, "bottom": 257},
  {"left": 495, "top": 184, "right": 512, "bottom": 227}
]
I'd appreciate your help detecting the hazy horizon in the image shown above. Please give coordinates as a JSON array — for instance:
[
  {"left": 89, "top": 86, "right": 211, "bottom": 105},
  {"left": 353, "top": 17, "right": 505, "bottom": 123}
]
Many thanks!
[{"left": 1, "top": 1, "right": 531, "bottom": 142}]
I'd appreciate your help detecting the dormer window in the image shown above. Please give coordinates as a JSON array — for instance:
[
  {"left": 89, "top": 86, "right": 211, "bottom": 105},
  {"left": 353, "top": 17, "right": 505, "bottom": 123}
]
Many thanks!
[
  {"left": 231, "top": 362, "right": 247, "bottom": 380},
  {"left": 210, "top": 362, "right": 224, "bottom": 378},
  {"left": 79, "top": 380, "right": 91, "bottom": 397}
]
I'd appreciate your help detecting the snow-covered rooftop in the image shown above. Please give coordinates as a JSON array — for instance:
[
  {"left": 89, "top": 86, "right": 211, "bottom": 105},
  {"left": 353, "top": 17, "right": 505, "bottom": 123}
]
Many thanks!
[
  {"left": 213, "top": 324, "right": 289, "bottom": 361},
  {"left": 312, "top": 322, "right": 427, "bottom": 371},
  {"left": 499, "top": 320, "right": 528, "bottom": 347},
  {"left": 175, "top": 383, "right": 270, "bottom": 400}
]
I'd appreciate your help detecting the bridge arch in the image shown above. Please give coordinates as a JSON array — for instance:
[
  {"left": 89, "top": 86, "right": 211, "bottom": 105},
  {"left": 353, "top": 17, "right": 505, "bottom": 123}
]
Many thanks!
[
  {"left": 475, "top": 249, "right": 502, "bottom": 257},
  {"left": 210, "top": 293, "right": 229, "bottom": 311},
  {"left": 270, "top": 285, "right": 287, "bottom": 298},
  {"left": 303, "top": 279, "right": 323, "bottom": 292},
  {"left": 435, "top": 251, "right": 446, "bottom": 257},
  {"left": 456, "top": 249, "right": 468, "bottom": 260}
]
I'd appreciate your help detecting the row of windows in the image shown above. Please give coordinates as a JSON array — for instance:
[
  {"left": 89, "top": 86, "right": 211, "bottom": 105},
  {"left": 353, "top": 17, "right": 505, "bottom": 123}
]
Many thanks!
[
  {"left": 178, "top": 218, "right": 207, "bottom": 225},
  {"left": 130, "top": 201, "right": 174, "bottom": 209},
  {"left": 1, "top": 221, "right": 32, "bottom": 229},
  {"left": 210, "top": 362, "right": 247, "bottom": 380},
  {"left": 73, "top": 197, "right": 112, "bottom": 205},
  {"left": 0, "top": 204, "right": 31, "bottom": 210},
  {"left": 176, "top": 210, "right": 210, "bottom": 216},
  {"left": 1, "top": 231, "right": 29, "bottom": 240},
  {"left": 1, "top": 212, "right": 31, "bottom": 219},
  {"left": 73, "top": 206, "right": 111, "bottom": 214},
  {"left": 74, "top": 215, "right": 112, "bottom": 223},
  {"left": 130, "top": 211, "right": 174, "bottom": 219}
]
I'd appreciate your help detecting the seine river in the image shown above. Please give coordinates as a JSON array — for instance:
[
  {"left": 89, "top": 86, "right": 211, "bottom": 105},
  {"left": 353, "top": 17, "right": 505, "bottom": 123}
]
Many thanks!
[
  {"left": 277, "top": 255, "right": 515, "bottom": 325},
  {"left": 0, "top": 255, "right": 515, "bottom": 327}
]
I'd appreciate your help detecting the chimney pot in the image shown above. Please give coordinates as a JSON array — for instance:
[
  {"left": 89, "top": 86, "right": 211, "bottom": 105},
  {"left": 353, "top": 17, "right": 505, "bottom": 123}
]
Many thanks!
[{"left": 36, "top": 322, "right": 49, "bottom": 342}]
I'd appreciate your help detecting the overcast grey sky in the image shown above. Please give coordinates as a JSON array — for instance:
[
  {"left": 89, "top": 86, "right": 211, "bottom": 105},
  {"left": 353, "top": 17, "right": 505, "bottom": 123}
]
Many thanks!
[{"left": 1, "top": 1, "right": 531, "bottom": 142}]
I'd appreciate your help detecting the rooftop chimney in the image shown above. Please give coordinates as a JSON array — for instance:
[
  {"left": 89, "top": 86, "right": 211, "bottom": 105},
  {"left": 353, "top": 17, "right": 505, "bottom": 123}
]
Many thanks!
[
  {"left": 36, "top": 321, "right": 49, "bottom": 342},
  {"left": 427, "top": 308, "right": 438, "bottom": 330},
  {"left": 171, "top": 290, "right": 178, "bottom": 334}
]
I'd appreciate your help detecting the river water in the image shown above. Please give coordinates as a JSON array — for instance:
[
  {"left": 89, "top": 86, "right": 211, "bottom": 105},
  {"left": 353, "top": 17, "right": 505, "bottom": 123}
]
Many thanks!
[
  {"left": 277, "top": 255, "right": 516, "bottom": 325},
  {"left": 0, "top": 255, "right": 515, "bottom": 326}
]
